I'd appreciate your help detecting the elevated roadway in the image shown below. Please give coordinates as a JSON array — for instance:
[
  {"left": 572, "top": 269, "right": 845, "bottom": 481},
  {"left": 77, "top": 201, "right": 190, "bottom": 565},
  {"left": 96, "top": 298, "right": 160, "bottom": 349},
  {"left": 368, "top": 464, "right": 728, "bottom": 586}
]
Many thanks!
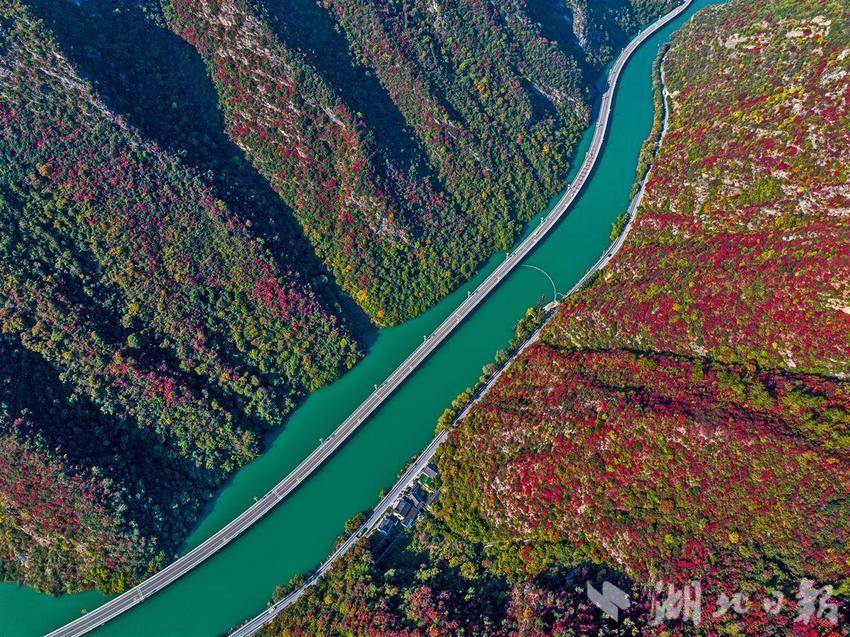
[
  {"left": 228, "top": 6, "right": 685, "bottom": 636},
  {"left": 47, "top": 2, "right": 691, "bottom": 635}
]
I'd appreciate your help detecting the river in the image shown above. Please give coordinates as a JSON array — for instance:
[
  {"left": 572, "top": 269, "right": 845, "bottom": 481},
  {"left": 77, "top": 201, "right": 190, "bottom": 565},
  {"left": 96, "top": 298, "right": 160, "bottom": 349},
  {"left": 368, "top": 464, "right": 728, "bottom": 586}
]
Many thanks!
[{"left": 0, "top": 1, "right": 725, "bottom": 634}]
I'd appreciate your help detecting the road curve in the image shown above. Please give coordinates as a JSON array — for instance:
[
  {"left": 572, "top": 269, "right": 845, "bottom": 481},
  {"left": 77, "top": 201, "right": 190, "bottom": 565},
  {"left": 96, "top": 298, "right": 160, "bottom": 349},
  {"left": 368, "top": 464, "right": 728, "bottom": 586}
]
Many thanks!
[
  {"left": 47, "top": 4, "right": 691, "bottom": 636},
  {"left": 229, "top": 9, "right": 683, "bottom": 637}
]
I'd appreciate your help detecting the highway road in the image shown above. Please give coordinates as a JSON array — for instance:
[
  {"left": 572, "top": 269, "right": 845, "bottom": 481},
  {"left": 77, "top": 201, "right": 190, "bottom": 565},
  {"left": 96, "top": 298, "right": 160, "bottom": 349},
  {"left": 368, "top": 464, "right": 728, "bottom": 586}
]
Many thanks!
[
  {"left": 229, "top": 429, "right": 452, "bottom": 637},
  {"left": 228, "top": 8, "right": 682, "bottom": 637},
  {"left": 47, "top": 3, "right": 691, "bottom": 636}
]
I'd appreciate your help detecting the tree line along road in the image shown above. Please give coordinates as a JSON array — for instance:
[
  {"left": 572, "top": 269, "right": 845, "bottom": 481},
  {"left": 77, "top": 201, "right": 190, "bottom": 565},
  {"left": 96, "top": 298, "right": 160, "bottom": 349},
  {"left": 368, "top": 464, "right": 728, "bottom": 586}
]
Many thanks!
[
  {"left": 229, "top": 15, "right": 682, "bottom": 637},
  {"left": 47, "top": 2, "right": 693, "bottom": 636}
]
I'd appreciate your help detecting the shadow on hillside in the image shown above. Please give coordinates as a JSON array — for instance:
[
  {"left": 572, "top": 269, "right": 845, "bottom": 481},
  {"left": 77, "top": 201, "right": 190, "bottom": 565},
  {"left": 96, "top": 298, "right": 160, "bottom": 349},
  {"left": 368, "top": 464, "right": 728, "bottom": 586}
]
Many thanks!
[
  {"left": 0, "top": 335, "right": 210, "bottom": 560},
  {"left": 524, "top": 0, "right": 632, "bottom": 85},
  {"left": 524, "top": 0, "right": 583, "bottom": 59},
  {"left": 259, "top": 0, "right": 459, "bottom": 241},
  {"left": 259, "top": 0, "right": 420, "bottom": 178},
  {"left": 24, "top": 0, "right": 376, "bottom": 349}
]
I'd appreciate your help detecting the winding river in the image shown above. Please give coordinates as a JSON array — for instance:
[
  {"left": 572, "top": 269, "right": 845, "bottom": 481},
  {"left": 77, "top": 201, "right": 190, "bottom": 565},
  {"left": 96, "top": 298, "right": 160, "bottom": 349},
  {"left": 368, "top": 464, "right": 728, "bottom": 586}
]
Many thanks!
[{"left": 0, "top": 1, "right": 724, "bottom": 634}]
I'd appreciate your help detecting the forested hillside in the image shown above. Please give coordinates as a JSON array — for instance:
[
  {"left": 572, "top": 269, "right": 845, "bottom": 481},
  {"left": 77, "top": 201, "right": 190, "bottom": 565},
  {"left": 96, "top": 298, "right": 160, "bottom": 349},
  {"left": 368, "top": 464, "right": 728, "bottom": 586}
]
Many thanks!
[
  {"left": 527, "top": 0, "right": 678, "bottom": 72},
  {"left": 267, "top": 0, "right": 850, "bottom": 633},
  {"left": 0, "top": 0, "right": 356, "bottom": 593},
  {"left": 0, "top": 0, "right": 678, "bottom": 596},
  {"left": 163, "top": 0, "right": 670, "bottom": 323}
]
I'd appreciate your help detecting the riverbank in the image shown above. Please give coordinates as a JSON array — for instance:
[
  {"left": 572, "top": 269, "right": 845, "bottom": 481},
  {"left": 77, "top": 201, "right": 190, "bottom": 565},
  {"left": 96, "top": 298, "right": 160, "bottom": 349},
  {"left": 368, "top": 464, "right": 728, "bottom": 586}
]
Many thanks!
[
  {"left": 0, "top": 2, "right": 727, "bottom": 635},
  {"left": 226, "top": 4, "right": 697, "bottom": 635},
  {"left": 415, "top": 0, "right": 850, "bottom": 630}
]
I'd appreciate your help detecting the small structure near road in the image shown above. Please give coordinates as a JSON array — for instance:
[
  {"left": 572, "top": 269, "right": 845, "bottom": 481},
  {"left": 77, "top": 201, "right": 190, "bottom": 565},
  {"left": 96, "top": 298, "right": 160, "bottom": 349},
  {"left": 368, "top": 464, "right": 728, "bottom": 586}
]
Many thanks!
[
  {"left": 383, "top": 464, "right": 440, "bottom": 531},
  {"left": 417, "top": 463, "right": 438, "bottom": 491},
  {"left": 393, "top": 498, "right": 414, "bottom": 522},
  {"left": 376, "top": 516, "right": 396, "bottom": 537}
]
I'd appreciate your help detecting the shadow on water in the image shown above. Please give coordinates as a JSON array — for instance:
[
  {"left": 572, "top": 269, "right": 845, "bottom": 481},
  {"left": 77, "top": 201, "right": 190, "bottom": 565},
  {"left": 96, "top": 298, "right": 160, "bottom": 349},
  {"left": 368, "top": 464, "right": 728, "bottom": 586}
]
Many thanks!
[{"left": 24, "top": 0, "right": 375, "bottom": 346}]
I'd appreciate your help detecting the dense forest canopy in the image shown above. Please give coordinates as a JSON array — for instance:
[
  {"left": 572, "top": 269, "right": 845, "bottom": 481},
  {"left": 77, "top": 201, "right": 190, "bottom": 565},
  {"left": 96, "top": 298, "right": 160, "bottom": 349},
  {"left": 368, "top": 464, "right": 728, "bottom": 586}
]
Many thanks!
[
  {"left": 0, "top": 0, "right": 356, "bottom": 593},
  {"left": 163, "top": 0, "right": 667, "bottom": 323},
  {"left": 0, "top": 0, "right": 671, "bottom": 594},
  {"left": 266, "top": 0, "right": 850, "bottom": 633}
]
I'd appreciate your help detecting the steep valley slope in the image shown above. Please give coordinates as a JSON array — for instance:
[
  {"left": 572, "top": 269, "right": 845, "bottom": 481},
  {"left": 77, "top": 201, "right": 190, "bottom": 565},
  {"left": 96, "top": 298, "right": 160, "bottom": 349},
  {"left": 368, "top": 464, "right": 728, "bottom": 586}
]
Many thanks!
[
  {"left": 0, "top": 0, "right": 677, "bottom": 594},
  {"left": 265, "top": 1, "right": 850, "bottom": 633},
  {"left": 164, "top": 0, "right": 677, "bottom": 323},
  {"left": 0, "top": 0, "right": 356, "bottom": 593}
]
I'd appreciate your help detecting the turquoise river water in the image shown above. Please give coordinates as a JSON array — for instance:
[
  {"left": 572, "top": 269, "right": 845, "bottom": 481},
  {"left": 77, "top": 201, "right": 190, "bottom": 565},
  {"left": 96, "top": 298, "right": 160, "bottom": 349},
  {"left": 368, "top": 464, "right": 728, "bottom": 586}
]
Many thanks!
[{"left": 0, "top": 1, "right": 725, "bottom": 634}]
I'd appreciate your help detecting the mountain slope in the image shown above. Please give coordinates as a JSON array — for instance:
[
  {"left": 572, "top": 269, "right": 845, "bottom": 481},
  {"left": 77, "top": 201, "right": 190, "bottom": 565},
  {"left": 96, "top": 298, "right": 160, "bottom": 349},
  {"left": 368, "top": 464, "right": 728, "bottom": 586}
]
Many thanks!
[
  {"left": 164, "top": 0, "right": 673, "bottom": 324},
  {"left": 0, "top": 0, "right": 356, "bottom": 593},
  {"left": 443, "top": 0, "right": 850, "bottom": 591},
  {"left": 267, "top": 0, "right": 850, "bottom": 632}
]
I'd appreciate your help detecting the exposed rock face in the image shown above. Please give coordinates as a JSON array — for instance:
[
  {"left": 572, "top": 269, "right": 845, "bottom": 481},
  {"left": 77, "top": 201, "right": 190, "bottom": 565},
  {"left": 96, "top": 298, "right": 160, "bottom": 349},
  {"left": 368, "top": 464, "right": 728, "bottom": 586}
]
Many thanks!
[{"left": 567, "top": 0, "right": 589, "bottom": 49}]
